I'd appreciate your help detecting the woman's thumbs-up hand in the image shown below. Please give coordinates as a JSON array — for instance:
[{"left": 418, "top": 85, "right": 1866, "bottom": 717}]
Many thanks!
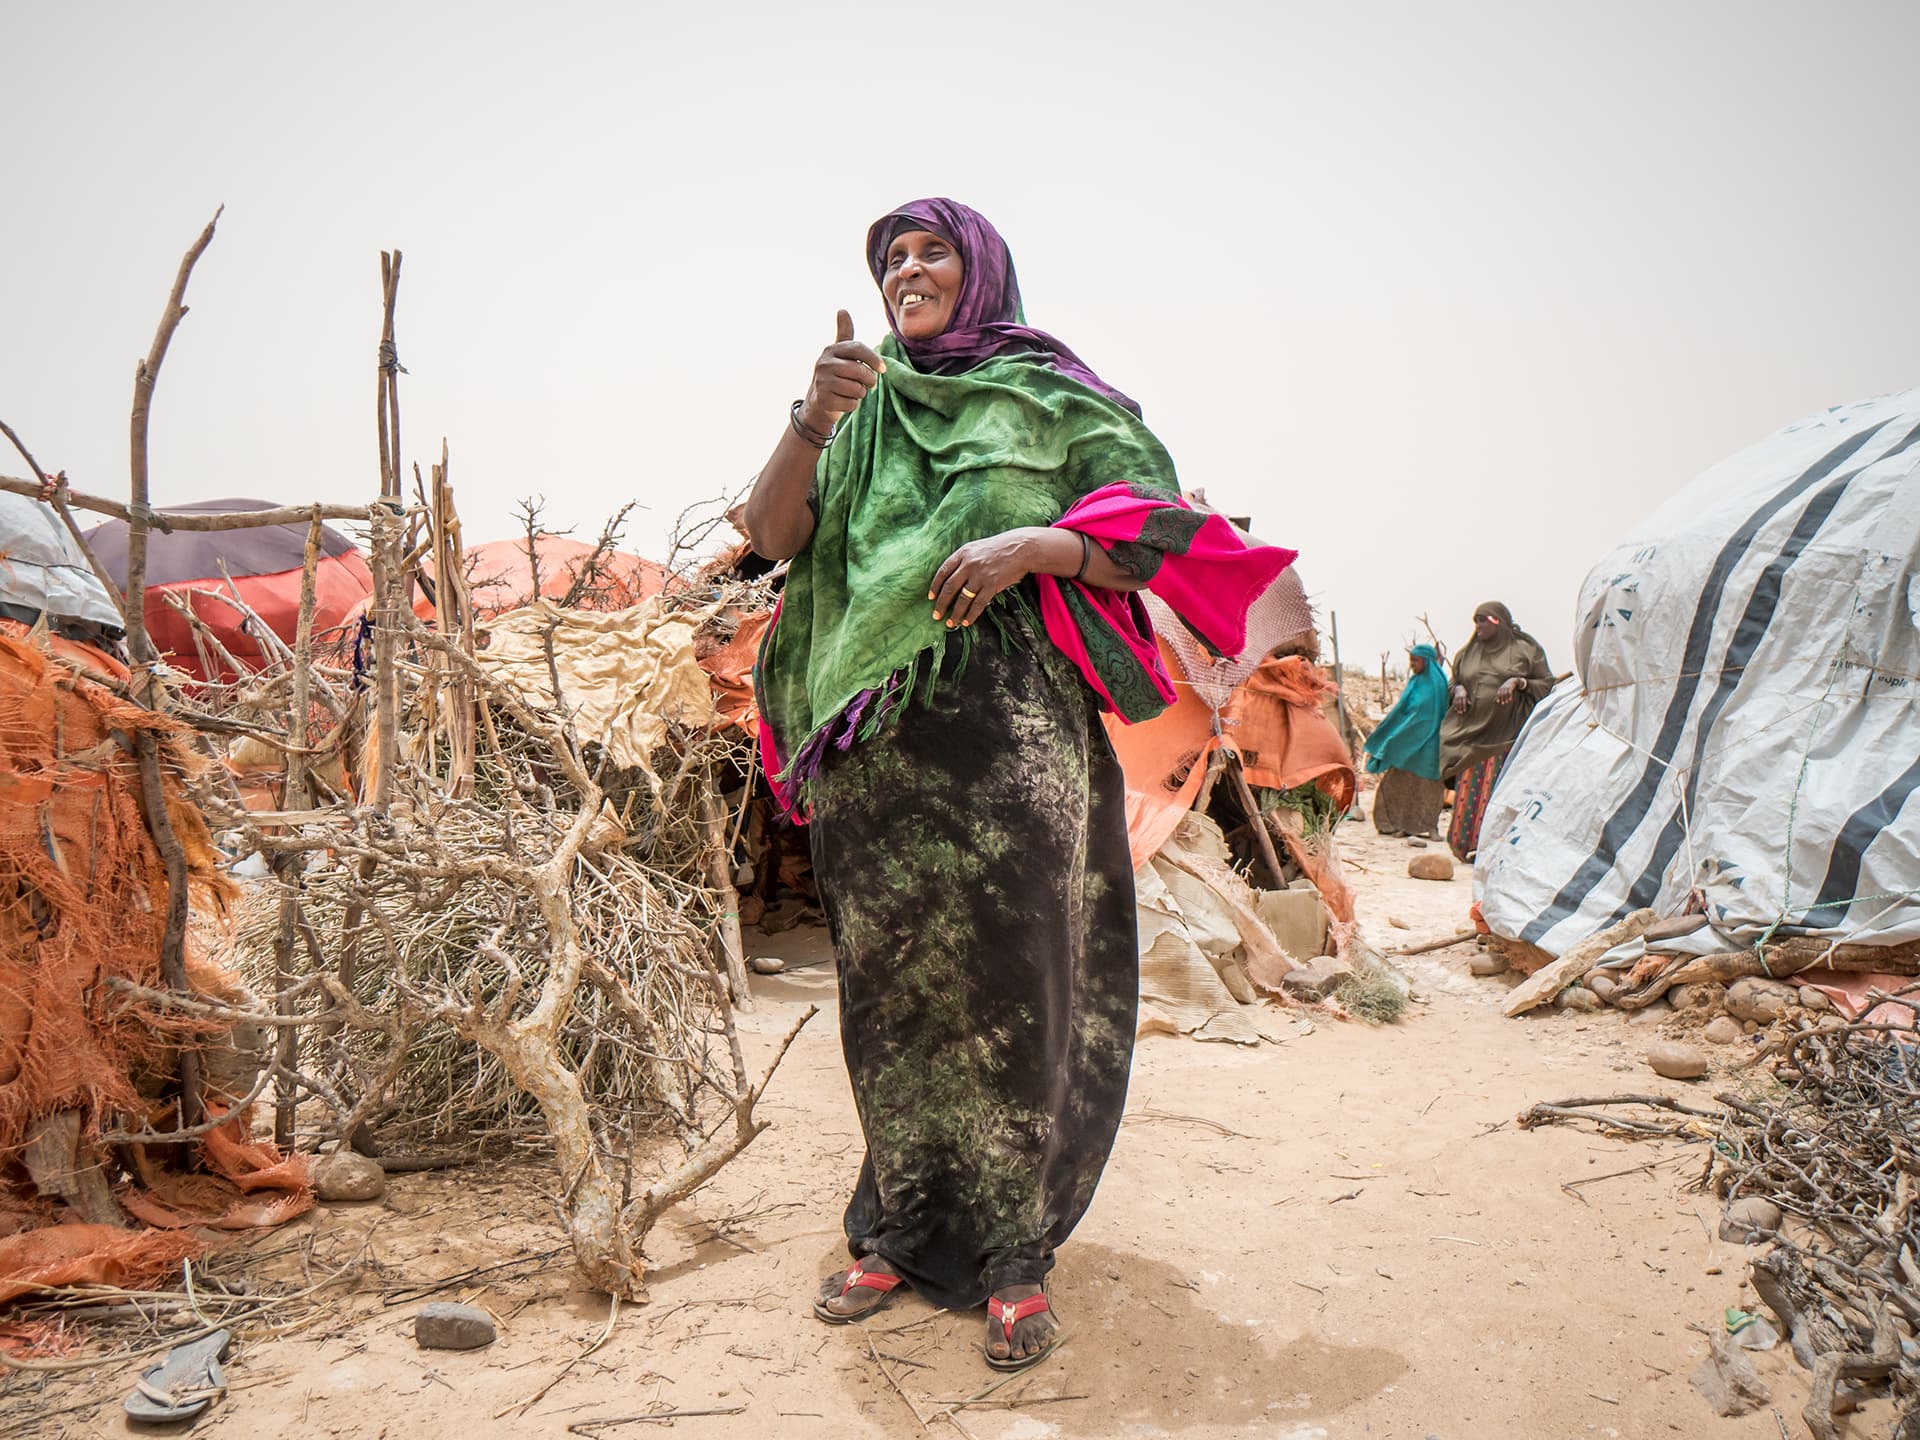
[{"left": 802, "top": 309, "right": 887, "bottom": 433}]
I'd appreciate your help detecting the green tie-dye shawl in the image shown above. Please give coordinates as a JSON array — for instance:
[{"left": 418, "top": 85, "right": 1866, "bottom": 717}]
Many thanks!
[{"left": 756, "top": 335, "right": 1180, "bottom": 782}]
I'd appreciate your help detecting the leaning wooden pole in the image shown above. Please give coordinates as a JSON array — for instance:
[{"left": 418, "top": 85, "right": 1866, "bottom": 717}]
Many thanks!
[
  {"left": 1225, "top": 748, "right": 1289, "bottom": 890},
  {"left": 1329, "top": 610, "right": 1357, "bottom": 756},
  {"left": 127, "top": 207, "right": 223, "bottom": 1130},
  {"left": 271, "top": 511, "right": 323, "bottom": 1148},
  {"left": 701, "top": 783, "right": 755, "bottom": 1011},
  {"left": 431, "top": 442, "right": 477, "bottom": 796},
  {"left": 369, "top": 501, "right": 404, "bottom": 807},
  {"left": 375, "top": 250, "right": 404, "bottom": 501}
]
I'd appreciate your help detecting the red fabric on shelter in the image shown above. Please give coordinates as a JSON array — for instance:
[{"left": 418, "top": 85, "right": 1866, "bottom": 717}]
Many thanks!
[{"left": 145, "top": 552, "right": 373, "bottom": 682}]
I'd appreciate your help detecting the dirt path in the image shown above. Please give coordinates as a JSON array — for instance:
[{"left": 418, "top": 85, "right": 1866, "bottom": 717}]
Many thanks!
[{"left": 33, "top": 827, "right": 1816, "bottom": 1439}]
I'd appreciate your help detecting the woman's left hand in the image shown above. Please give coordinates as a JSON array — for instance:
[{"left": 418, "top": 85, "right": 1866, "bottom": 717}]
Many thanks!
[
  {"left": 1496, "top": 677, "right": 1525, "bottom": 704},
  {"left": 930, "top": 529, "right": 1040, "bottom": 629}
]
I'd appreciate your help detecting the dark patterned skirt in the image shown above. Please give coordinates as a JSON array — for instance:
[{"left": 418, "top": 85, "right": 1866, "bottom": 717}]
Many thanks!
[
  {"left": 1447, "top": 752, "right": 1506, "bottom": 862},
  {"left": 1371, "top": 768, "right": 1444, "bottom": 838},
  {"left": 806, "top": 625, "right": 1138, "bottom": 1310}
]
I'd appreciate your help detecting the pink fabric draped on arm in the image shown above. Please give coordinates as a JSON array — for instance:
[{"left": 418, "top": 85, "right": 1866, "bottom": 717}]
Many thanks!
[{"left": 1036, "top": 485, "right": 1300, "bottom": 719}]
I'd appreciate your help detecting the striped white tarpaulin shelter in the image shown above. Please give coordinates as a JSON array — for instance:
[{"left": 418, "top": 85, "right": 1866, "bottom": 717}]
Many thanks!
[{"left": 1478, "top": 388, "right": 1920, "bottom": 957}]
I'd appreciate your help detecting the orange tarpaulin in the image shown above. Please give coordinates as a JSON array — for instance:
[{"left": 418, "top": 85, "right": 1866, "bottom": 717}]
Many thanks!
[
  {"left": 697, "top": 610, "right": 771, "bottom": 733},
  {"left": 1103, "top": 644, "right": 1355, "bottom": 870}
]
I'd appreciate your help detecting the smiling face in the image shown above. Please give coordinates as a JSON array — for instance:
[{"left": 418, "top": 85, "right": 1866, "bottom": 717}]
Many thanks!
[
  {"left": 1473, "top": 611, "right": 1501, "bottom": 643},
  {"left": 881, "top": 229, "right": 965, "bottom": 340}
]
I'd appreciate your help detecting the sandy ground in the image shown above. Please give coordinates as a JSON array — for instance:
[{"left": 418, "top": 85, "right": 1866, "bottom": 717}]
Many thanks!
[{"left": 16, "top": 822, "right": 1827, "bottom": 1440}]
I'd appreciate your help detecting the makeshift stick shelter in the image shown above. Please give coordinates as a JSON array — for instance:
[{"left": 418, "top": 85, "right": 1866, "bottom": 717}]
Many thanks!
[
  {"left": 0, "top": 218, "right": 802, "bottom": 1317},
  {"left": 1101, "top": 600, "right": 1379, "bottom": 1039}
]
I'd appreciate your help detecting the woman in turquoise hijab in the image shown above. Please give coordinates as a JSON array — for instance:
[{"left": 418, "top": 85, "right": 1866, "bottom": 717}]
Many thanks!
[{"left": 1364, "top": 643, "right": 1449, "bottom": 838}]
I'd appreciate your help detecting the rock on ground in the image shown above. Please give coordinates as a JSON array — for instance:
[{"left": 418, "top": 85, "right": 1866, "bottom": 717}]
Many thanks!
[
  {"left": 1556, "top": 987, "right": 1602, "bottom": 1013},
  {"left": 312, "top": 1151, "right": 387, "bottom": 1203},
  {"left": 1797, "top": 985, "right": 1833, "bottom": 1012},
  {"left": 749, "top": 955, "right": 785, "bottom": 975},
  {"left": 1282, "top": 963, "right": 1352, "bottom": 1002},
  {"left": 1703, "top": 1016, "right": 1742, "bottom": 1045},
  {"left": 1646, "top": 1040, "right": 1708, "bottom": 1080},
  {"left": 1719, "top": 1197, "right": 1783, "bottom": 1243},
  {"left": 1669, "top": 982, "right": 1727, "bottom": 1013},
  {"left": 1724, "top": 977, "right": 1796, "bottom": 1025},
  {"left": 1408, "top": 854, "right": 1455, "bottom": 882},
  {"left": 1468, "top": 951, "right": 1509, "bottom": 977},
  {"left": 415, "top": 1302, "right": 497, "bottom": 1350}
]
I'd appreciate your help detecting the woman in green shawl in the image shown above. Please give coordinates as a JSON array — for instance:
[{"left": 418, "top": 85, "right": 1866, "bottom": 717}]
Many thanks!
[
  {"left": 746, "top": 199, "right": 1296, "bottom": 1370},
  {"left": 1439, "top": 601, "right": 1556, "bottom": 861}
]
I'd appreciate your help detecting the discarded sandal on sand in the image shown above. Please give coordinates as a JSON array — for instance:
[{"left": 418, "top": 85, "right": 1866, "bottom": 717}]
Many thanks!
[
  {"left": 125, "top": 1327, "right": 232, "bottom": 1425},
  {"left": 811, "top": 1261, "right": 904, "bottom": 1324},
  {"left": 983, "top": 1290, "right": 1061, "bottom": 1371}
]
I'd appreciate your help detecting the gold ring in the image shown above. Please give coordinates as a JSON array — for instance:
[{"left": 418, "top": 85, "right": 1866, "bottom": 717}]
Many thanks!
[{"left": 960, "top": 587, "right": 978, "bottom": 599}]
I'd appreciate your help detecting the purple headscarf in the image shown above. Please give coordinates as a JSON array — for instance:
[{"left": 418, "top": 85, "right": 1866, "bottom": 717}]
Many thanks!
[{"left": 864, "top": 197, "right": 1138, "bottom": 414}]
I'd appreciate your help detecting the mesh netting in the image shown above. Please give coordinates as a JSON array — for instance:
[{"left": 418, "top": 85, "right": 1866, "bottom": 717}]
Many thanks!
[{"left": 1144, "top": 565, "right": 1315, "bottom": 712}]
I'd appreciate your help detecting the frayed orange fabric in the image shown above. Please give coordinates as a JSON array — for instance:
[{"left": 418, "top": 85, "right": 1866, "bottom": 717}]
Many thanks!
[
  {"left": 1104, "top": 642, "right": 1357, "bottom": 870},
  {"left": 696, "top": 610, "right": 771, "bottom": 734},
  {"left": 0, "top": 1226, "right": 203, "bottom": 1306},
  {"left": 0, "top": 622, "right": 308, "bottom": 1312},
  {"left": 1223, "top": 656, "right": 1356, "bottom": 808},
  {"left": 0, "top": 624, "right": 211, "bottom": 1146}
]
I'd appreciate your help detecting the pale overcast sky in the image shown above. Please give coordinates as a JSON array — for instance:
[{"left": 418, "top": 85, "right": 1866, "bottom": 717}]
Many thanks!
[{"left": 6, "top": 2, "right": 1916, "bottom": 666}]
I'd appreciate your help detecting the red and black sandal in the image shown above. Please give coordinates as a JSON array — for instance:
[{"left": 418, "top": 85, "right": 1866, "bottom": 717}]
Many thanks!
[
  {"left": 983, "top": 1289, "right": 1061, "bottom": 1371},
  {"left": 811, "top": 1261, "right": 904, "bottom": 1325}
]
